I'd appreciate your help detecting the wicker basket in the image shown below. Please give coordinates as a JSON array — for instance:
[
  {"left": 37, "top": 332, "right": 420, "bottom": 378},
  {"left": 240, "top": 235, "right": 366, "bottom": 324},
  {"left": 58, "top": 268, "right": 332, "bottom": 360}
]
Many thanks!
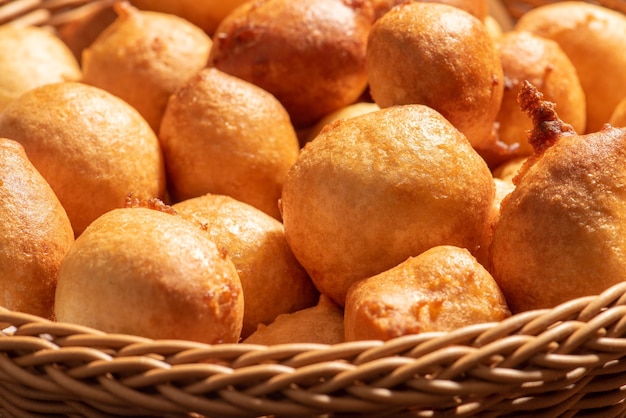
[
  {"left": 3, "top": 282, "right": 626, "bottom": 417},
  {"left": 1, "top": 1, "right": 626, "bottom": 417},
  {"left": 0, "top": 0, "right": 116, "bottom": 29}
]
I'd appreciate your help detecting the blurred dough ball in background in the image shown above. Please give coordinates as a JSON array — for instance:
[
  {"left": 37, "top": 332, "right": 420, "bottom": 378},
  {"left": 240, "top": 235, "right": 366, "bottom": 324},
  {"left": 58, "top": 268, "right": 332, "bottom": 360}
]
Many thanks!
[
  {"left": 0, "top": 25, "right": 81, "bottom": 112},
  {"left": 159, "top": 68, "right": 299, "bottom": 220},
  {"left": 515, "top": 1, "right": 626, "bottom": 132},
  {"left": 82, "top": 2, "right": 213, "bottom": 133},
  {"left": 57, "top": 4, "right": 118, "bottom": 63},
  {"left": 495, "top": 30, "right": 586, "bottom": 158},
  {"left": 371, "top": 0, "right": 489, "bottom": 21},
  {"left": 303, "top": 101, "right": 380, "bottom": 145},
  {"left": 172, "top": 193, "right": 319, "bottom": 339},
  {"left": 130, "top": 0, "right": 248, "bottom": 35},
  {"left": 0, "top": 81, "right": 166, "bottom": 236},
  {"left": 610, "top": 96, "right": 626, "bottom": 128}
]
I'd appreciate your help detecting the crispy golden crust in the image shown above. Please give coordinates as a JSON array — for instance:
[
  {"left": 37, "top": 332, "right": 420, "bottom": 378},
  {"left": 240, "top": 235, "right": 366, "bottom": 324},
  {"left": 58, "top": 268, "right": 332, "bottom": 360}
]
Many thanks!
[
  {"left": 0, "top": 139, "right": 74, "bottom": 319},
  {"left": 0, "top": 81, "right": 166, "bottom": 236},
  {"left": 173, "top": 193, "right": 319, "bottom": 339},
  {"left": 82, "top": 2, "right": 212, "bottom": 132},
  {"left": 344, "top": 246, "right": 510, "bottom": 341},
  {"left": 281, "top": 104, "right": 495, "bottom": 306},
  {"left": 159, "top": 68, "right": 299, "bottom": 220},
  {"left": 208, "top": 0, "right": 374, "bottom": 127},
  {"left": 366, "top": 2, "right": 503, "bottom": 151},
  {"left": 55, "top": 207, "right": 244, "bottom": 344},
  {"left": 489, "top": 84, "right": 626, "bottom": 312}
]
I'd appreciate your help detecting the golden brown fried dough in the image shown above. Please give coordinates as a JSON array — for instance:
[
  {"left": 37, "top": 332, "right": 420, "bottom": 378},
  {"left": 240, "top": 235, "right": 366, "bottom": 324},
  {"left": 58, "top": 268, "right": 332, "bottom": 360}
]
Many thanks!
[
  {"left": 609, "top": 96, "right": 626, "bottom": 128},
  {"left": 55, "top": 207, "right": 244, "bottom": 344},
  {"left": 0, "top": 81, "right": 166, "bottom": 236},
  {"left": 304, "top": 101, "right": 380, "bottom": 145},
  {"left": 281, "top": 104, "right": 495, "bottom": 306},
  {"left": 159, "top": 68, "right": 299, "bottom": 220},
  {"left": 489, "top": 82, "right": 626, "bottom": 312},
  {"left": 130, "top": 0, "right": 248, "bottom": 35},
  {"left": 82, "top": 2, "right": 212, "bottom": 132},
  {"left": 515, "top": 2, "right": 626, "bottom": 132},
  {"left": 492, "top": 157, "right": 527, "bottom": 183},
  {"left": 0, "top": 139, "right": 74, "bottom": 319},
  {"left": 244, "top": 295, "right": 344, "bottom": 345},
  {"left": 371, "top": 0, "right": 489, "bottom": 21},
  {"left": 496, "top": 31, "right": 586, "bottom": 157},
  {"left": 208, "top": 0, "right": 374, "bottom": 127},
  {"left": 0, "top": 25, "right": 81, "bottom": 111},
  {"left": 366, "top": 2, "right": 503, "bottom": 154},
  {"left": 344, "top": 246, "right": 510, "bottom": 341},
  {"left": 172, "top": 193, "right": 318, "bottom": 338}
]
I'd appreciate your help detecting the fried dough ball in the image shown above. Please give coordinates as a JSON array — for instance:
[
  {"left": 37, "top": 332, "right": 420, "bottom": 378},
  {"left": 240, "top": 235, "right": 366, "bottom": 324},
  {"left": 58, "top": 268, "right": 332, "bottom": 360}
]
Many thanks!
[
  {"left": 159, "top": 68, "right": 299, "bottom": 220},
  {"left": 0, "top": 139, "right": 74, "bottom": 319},
  {"left": 344, "top": 246, "right": 510, "bottom": 341},
  {"left": 0, "top": 82, "right": 166, "bottom": 236},
  {"left": 172, "top": 193, "right": 318, "bottom": 339},
  {"left": 496, "top": 31, "right": 586, "bottom": 157},
  {"left": 244, "top": 295, "right": 344, "bottom": 345},
  {"left": 82, "top": 2, "right": 212, "bottom": 133},
  {"left": 367, "top": 2, "right": 504, "bottom": 155},
  {"left": 304, "top": 101, "right": 380, "bottom": 145},
  {"left": 208, "top": 0, "right": 374, "bottom": 128},
  {"left": 56, "top": 3, "right": 118, "bottom": 63},
  {"left": 489, "top": 82, "right": 626, "bottom": 312},
  {"left": 371, "top": 0, "right": 489, "bottom": 21},
  {"left": 130, "top": 0, "right": 248, "bottom": 35},
  {"left": 475, "top": 177, "right": 515, "bottom": 268},
  {"left": 609, "top": 96, "right": 626, "bottom": 128},
  {"left": 492, "top": 157, "right": 527, "bottom": 183},
  {"left": 55, "top": 207, "right": 244, "bottom": 343},
  {"left": 515, "top": 2, "right": 626, "bottom": 132},
  {"left": 487, "top": 0, "right": 514, "bottom": 33},
  {"left": 484, "top": 15, "right": 504, "bottom": 41},
  {"left": 281, "top": 104, "right": 495, "bottom": 306},
  {"left": 0, "top": 25, "right": 81, "bottom": 111}
]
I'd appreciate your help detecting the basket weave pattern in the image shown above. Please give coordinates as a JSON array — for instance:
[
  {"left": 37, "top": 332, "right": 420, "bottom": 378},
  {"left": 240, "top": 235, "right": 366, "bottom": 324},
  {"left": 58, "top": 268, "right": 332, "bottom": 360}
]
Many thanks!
[
  {"left": 2, "top": 281, "right": 626, "bottom": 417},
  {"left": 0, "top": 0, "right": 114, "bottom": 29},
  {"left": 1, "top": 0, "right": 626, "bottom": 417}
]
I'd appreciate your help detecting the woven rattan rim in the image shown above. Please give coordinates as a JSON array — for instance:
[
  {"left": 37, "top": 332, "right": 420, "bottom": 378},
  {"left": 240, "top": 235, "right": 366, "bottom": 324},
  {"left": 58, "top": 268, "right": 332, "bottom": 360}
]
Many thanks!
[
  {"left": 0, "top": 0, "right": 114, "bottom": 29},
  {"left": 1, "top": 281, "right": 626, "bottom": 417}
]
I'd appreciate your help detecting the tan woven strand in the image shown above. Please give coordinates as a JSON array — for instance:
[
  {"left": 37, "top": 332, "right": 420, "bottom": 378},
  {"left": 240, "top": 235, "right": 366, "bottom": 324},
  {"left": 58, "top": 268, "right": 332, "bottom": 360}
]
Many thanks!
[
  {"left": 0, "top": 0, "right": 114, "bottom": 29},
  {"left": 0, "top": 282, "right": 626, "bottom": 416}
]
